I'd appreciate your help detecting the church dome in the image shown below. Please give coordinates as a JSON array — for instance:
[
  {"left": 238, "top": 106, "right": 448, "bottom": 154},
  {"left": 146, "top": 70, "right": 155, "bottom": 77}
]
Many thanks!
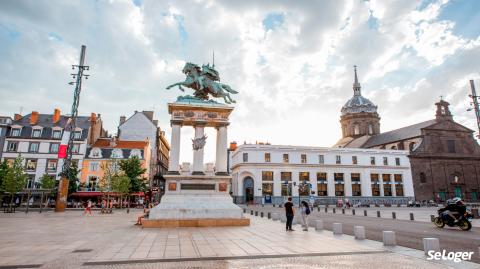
[{"left": 341, "top": 66, "right": 377, "bottom": 116}]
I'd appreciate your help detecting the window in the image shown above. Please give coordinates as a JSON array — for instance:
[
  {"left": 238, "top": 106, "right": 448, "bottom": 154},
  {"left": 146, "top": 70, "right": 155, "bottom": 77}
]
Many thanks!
[
  {"left": 447, "top": 140, "right": 456, "bottom": 153},
  {"left": 419, "top": 172, "right": 426, "bottom": 183},
  {"left": 52, "top": 130, "right": 62, "bottom": 139},
  {"left": 87, "top": 176, "right": 98, "bottom": 191},
  {"left": 72, "top": 144, "right": 80, "bottom": 154},
  {"left": 7, "top": 141, "right": 18, "bottom": 152},
  {"left": 334, "top": 173, "right": 344, "bottom": 181},
  {"left": 262, "top": 171, "right": 273, "bottom": 181},
  {"left": 317, "top": 172, "right": 327, "bottom": 181},
  {"left": 317, "top": 172, "right": 327, "bottom": 196},
  {"left": 50, "top": 143, "right": 59, "bottom": 153},
  {"left": 395, "top": 157, "right": 400, "bottom": 166},
  {"left": 371, "top": 173, "right": 380, "bottom": 196},
  {"left": 281, "top": 172, "right": 292, "bottom": 181},
  {"left": 264, "top": 153, "right": 271, "bottom": 162},
  {"left": 370, "top": 157, "right": 376, "bottom": 165},
  {"left": 318, "top": 155, "right": 324, "bottom": 164},
  {"left": 383, "top": 157, "right": 388, "bottom": 165},
  {"left": 354, "top": 125, "right": 359, "bottom": 135},
  {"left": 242, "top": 153, "right": 248, "bottom": 162},
  {"left": 351, "top": 173, "right": 360, "bottom": 182},
  {"left": 299, "top": 172, "right": 310, "bottom": 196},
  {"left": 471, "top": 190, "right": 478, "bottom": 202},
  {"left": 352, "top": 156, "right": 357, "bottom": 165},
  {"left": 336, "top": 155, "right": 341, "bottom": 164},
  {"left": 129, "top": 149, "right": 142, "bottom": 158},
  {"left": 368, "top": 124, "right": 373, "bottom": 135},
  {"left": 111, "top": 149, "right": 123, "bottom": 158},
  {"left": 90, "top": 148, "right": 101, "bottom": 158},
  {"left": 32, "top": 129, "right": 42, "bottom": 138},
  {"left": 335, "top": 183, "right": 344, "bottom": 196},
  {"left": 89, "top": 162, "right": 99, "bottom": 172},
  {"left": 409, "top": 142, "right": 416, "bottom": 151},
  {"left": 46, "top": 160, "right": 57, "bottom": 172},
  {"left": 351, "top": 173, "right": 361, "bottom": 196},
  {"left": 29, "top": 142, "right": 39, "bottom": 153},
  {"left": 262, "top": 183, "right": 273, "bottom": 196},
  {"left": 26, "top": 159, "right": 37, "bottom": 171},
  {"left": 383, "top": 174, "right": 392, "bottom": 196},
  {"left": 301, "top": 154, "right": 307, "bottom": 164},
  {"left": 11, "top": 128, "right": 20, "bottom": 137},
  {"left": 283, "top": 154, "right": 289, "bottom": 163},
  {"left": 74, "top": 131, "right": 82, "bottom": 139},
  {"left": 281, "top": 172, "right": 292, "bottom": 196},
  {"left": 394, "top": 174, "right": 404, "bottom": 196}
]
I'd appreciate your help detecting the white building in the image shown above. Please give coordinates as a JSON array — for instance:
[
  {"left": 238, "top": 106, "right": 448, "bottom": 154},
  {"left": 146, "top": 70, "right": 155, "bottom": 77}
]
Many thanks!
[
  {"left": 231, "top": 144, "right": 414, "bottom": 205},
  {"left": 1, "top": 109, "right": 103, "bottom": 188}
]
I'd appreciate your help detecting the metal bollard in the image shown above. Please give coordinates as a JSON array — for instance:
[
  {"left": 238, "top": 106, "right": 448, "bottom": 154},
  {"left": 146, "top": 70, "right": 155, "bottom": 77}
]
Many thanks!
[
  {"left": 243, "top": 208, "right": 246, "bottom": 213},
  {"left": 364, "top": 210, "right": 367, "bottom": 216},
  {"left": 255, "top": 211, "right": 258, "bottom": 216},
  {"left": 267, "top": 212, "right": 271, "bottom": 219},
  {"left": 377, "top": 211, "right": 381, "bottom": 218},
  {"left": 325, "top": 207, "right": 328, "bottom": 213},
  {"left": 332, "top": 223, "right": 343, "bottom": 235},
  {"left": 410, "top": 213, "right": 414, "bottom": 221},
  {"left": 392, "top": 212, "right": 396, "bottom": 219},
  {"left": 317, "top": 207, "right": 320, "bottom": 212},
  {"left": 352, "top": 209, "right": 355, "bottom": 215},
  {"left": 250, "top": 210, "right": 253, "bottom": 215},
  {"left": 430, "top": 215, "right": 435, "bottom": 222},
  {"left": 260, "top": 212, "right": 264, "bottom": 218},
  {"left": 382, "top": 231, "right": 396, "bottom": 246},
  {"left": 354, "top": 226, "right": 365, "bottom": 240},
  {"left": 423, "top": 238, "right": 440, "bottom": 255},
  {"left": 315, "top": 220, "right": 324, "bottom": 230},
  {"left": 333, "top": 208, "right": 336, "bottom": 214},
  {"left": 273, "top": 204, "right": 275, "bottom": 207},
  {"left": 342, "top": 208, "right": 345, "bottom": 214}
]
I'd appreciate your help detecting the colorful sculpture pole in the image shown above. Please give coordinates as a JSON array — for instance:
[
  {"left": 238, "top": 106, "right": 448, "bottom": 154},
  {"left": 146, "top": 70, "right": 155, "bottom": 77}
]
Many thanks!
[{"left": 55, "top": 45, "right": 90, "bottom": 212}]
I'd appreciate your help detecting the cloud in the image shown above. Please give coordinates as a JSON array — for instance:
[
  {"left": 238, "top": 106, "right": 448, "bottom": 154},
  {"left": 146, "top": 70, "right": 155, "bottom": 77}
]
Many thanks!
[{"left": 0, "top": 0, "right": 479, "bottom": 164}]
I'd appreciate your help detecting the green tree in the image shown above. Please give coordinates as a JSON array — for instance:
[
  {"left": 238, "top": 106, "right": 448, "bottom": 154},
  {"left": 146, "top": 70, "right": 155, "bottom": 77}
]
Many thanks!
[
  {"left": 111, "top": 174, "right": 130, "bottom": 209},
  {"left": 40, "top": 174, "right": 56, "bottom": 189},
  {"left": 119, "top": 156, "right": 147, "bottom": 192},
  {"left": 66, "top": 161, "right": 80, "bottom": 195},
  {"left": 1, "top": 156, "right": 27, "bottom": 210},
  {"left": 0, "top": 160, "right": 8, "bottom": 191}
]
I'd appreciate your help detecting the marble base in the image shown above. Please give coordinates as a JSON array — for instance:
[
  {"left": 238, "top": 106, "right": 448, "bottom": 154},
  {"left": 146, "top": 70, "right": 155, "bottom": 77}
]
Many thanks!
[
  {"left": 142, "top": 218, "right": 250, "bottom": 228},
  {"left": 149, "top": 194, "right": 244, "bottom": 220}
]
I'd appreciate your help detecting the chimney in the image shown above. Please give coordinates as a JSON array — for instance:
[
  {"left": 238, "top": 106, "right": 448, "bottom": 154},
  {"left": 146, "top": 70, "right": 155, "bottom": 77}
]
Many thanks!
[
  {"left": 53, "top": 108, "right": 61, "bottom": 124},
  {"left": 30, "top": 111, "right": 39, "bottom": 125},
  {"left": 14, "top": 114, "right": 22, "bottom": 121},
  {"left": 119, "top": 116, "right": 126, "bottom": 125},
  {"left": 90, "top": 113, "right": 97, "bottom": 122},
  {"left": 229, "top": 141, "right": 237, "bottom": 151}
]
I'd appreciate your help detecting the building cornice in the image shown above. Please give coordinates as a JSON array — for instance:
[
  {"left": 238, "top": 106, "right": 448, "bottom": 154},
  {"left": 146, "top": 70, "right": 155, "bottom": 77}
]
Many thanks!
[{"left": 231, "top": 162, "right": 410, "bottom": 170}]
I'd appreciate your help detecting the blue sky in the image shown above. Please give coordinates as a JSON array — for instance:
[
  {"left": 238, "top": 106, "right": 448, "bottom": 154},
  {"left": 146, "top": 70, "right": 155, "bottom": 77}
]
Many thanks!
[{"left": 0, "top": 0, "right": 479, "bottom": 163}]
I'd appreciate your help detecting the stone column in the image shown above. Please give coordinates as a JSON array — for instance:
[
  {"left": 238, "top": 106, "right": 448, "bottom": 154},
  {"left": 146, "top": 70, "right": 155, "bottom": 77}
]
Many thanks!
[
  {"left": 327, "top": 171, "right": 335, "bottom": 197},
  {"left": 345, "top": 173, "right": 352, "bottom": 197},
  {"left": 168, "top": 121, "right": 181, "bottom": 174},
  {"left": 379, "top": 174, "right": 385, "bottom": 196},
  {"left": 192, "top": 124, "right": 206, "bottom": 175},
  {"left": 215, "top": 125, "right": 228, "bottom": 175}
]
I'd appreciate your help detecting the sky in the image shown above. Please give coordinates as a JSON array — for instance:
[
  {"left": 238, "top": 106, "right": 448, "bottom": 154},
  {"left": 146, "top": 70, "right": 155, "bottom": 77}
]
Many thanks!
[{"left": 0, "top": 0, "right": 479, "bottom": 164}]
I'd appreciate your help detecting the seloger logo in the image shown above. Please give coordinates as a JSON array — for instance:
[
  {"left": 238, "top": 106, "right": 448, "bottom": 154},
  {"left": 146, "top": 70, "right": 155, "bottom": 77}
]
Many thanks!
[{"left": 427, "top": 250, "right": 474, "bottom": 263}]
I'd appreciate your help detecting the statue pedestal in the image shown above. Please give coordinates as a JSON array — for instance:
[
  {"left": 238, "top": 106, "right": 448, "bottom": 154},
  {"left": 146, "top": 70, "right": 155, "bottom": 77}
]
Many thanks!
[{"left": 144, "top": 100, "right": 249, "bottom": 227}]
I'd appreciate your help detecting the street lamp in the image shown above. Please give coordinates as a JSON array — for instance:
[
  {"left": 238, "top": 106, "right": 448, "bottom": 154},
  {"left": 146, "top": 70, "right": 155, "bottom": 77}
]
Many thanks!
[{"left": 468, "top": 80, "right": 480, "bottom": 139}]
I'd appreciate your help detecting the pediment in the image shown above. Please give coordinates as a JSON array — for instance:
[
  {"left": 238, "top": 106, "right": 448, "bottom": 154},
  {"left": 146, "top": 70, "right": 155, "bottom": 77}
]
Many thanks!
[{"left": 422, "top": 120, "right": 474, "bottom": 133}]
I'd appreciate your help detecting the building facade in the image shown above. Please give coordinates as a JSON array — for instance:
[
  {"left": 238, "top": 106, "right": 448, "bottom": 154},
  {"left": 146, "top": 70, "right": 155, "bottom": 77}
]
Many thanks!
[
  {"left": 231, "top": 144, "right": 414, "bottom": 205},
  {"left": 79, "top": 138, "right": 150, "bottom": 192},
  {"left": 0, "top": 116, "right": 12, "bottom": 160},
  {"left": 154, "top": 129, "right": 170, "bottom": 199},
  {"left": 1, "top": 109, "right": 104, "bottom": 188},
  {"left": 334, "top": 68, "right": 480, "bottom": 202}
]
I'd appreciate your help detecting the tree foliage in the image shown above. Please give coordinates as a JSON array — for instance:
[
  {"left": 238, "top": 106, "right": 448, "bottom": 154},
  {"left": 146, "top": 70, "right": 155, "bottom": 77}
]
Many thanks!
[
  {"left": 40, "top": 174, "right": 56, "bottom": 190},
  {"left": 119, "top": 156, "right": 146, "bottom": 192},
  {"left": 1, "top": 156, "right": 27, "bottom": 210},
  {"left": 111, "top": 174, "right": 131, "bottom": 195},
  {"left": 66, "top": 161, "right": 80, "bottom": 195},
  {"left": 0, "top": 160, "right": 8, "bottom": 192}
]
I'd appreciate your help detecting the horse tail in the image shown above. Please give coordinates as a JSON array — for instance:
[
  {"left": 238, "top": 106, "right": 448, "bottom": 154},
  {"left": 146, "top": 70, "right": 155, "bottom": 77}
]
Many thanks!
[{"left": 221, "top": 84, "right": 238, "bottom": 94}]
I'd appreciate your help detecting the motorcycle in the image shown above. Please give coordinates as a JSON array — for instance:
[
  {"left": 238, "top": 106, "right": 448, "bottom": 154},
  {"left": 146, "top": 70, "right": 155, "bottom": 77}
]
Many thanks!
[{"left": 433, "top": 210, "right": 473, "bottom": 231}]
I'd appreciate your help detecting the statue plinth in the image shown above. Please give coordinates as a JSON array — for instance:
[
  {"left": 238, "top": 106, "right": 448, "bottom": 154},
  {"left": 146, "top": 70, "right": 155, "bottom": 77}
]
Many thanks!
[{"left": 145, "top": 100, "right": 249, "bottom": 227}]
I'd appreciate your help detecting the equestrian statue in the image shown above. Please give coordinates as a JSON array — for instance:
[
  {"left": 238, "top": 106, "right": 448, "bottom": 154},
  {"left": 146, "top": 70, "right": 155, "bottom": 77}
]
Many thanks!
[{"left": 166, "top": 62, "right": 238, "bottom": 104}]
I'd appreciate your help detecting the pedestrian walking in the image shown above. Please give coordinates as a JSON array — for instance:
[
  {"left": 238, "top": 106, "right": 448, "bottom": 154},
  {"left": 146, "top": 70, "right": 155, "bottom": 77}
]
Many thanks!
[
  {"left": 284, "top": 197, "right": 295, "bottom": 231},
  {"left": 83, "top": 199, "right": 93, "bottom": 216},
  {"left": 300, "top": 200, "right": 310, "bottom": 231}
]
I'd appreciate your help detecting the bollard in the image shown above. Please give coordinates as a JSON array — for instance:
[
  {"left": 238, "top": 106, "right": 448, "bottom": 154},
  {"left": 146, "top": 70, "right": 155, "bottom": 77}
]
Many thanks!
[
  {"left": 332, "top": 223, "right": 343, "bottom": 235},
  {"left": 317, "top": 207, "right": 320, "bottom": 212},
  {"left": 250, "top": 210, "right": 253, "bottom": 215},
  {"left": 273, "top": 204, "right": 275, "bottom": 207},
  {"left": 377, "top": 211, "right": 381, "bottom": 218},
  {"left": 315, "top": 220, "right": 324, "bottom": 231},
  {"left": 260, "top": 212, "right": 264, "bottom": 218},
  {"left": 430, "top": 215, "right": 435, "bottom": 222},
  {"left": 262, "top": 204, "right": 264, "bottom": 207},
  {"left": 364, "top": 210, "right": 367, "bottom": 216},
  {"left": 382, "top": 231, "right": 396, "bottom": 246},
  {"left": 392, "top": 212, "right": 396, "bottom": 219},
  {"left": 333, "top": 208, "right": 336, "bottom": 214},
  {"left": 423, "top": 238, "right": 440, "bottom": 255},
  {"left": 410, "top": 213, "right": 414, "bottom": 221},
  {"left": 325, "top": 207, "right": 328, "bottom": 213},
  {"left": 352, "top": 209, "right": 355, "bottom": 215},
  {"left": 255, "top": 211, "right": 258, "bottom": 216},
  {"left": 354, "top": 226, "right": 365, "bottom": 240},
  {"left": 268, "top": 212, "right": 271, "bottom": 219},
  {"left": 243, "top": 208, "right": 246, "bottom": 213},
  {"left": 279, "top": 204, "right": 283, "bottom": 208},
  {"left": 342, "top": 208, "right": 345, "bottom": 214}
]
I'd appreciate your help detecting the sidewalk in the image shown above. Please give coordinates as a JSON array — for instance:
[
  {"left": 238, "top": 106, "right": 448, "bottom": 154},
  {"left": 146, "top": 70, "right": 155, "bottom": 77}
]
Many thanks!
[{"left": 0, "top": 210, "right": 478, "bottom": 268}]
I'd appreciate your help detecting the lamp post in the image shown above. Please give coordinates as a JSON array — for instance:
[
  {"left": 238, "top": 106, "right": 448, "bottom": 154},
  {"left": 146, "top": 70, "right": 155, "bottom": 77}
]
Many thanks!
[{"left": 468, "top": 80, "right": 480, "bottom": 139}]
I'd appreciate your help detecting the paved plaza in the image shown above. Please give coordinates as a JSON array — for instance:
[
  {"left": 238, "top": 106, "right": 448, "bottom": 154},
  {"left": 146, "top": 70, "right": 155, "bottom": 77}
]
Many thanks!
[{"left": 0, "top": 209, "right": 478, "bottom": 268}]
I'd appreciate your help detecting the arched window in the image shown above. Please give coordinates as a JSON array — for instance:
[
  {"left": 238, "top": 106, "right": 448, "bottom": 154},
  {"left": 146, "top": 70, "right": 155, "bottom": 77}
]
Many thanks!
[
  {"left": 89, "top": 148, "right": 102, "bottom": 158},
  {"left": 390, "top": 146, "right": 397, "bottom": 150},
  {"left": 419, "top": 172, "right": 426, "bottom": 183},
  {"left": 354, "top": 125, "right": 360, "bottom": 135},
  {"left": 129, "top": 149, "right": 142, "bottom": 158},
  {"left": 368, "top": 124, "right": 373, "bottom": 135},
  {"left": 111, "top": 149, "right": 123, "bottom": 158},
  {"left": 409, "top": 142, "right": 416, "bottom": 151}
]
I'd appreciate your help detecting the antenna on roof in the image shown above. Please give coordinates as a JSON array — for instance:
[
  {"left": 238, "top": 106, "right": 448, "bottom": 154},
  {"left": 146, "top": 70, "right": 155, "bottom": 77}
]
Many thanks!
[{"left": 212, "top": 50, "right": 215, "bottom": 68}]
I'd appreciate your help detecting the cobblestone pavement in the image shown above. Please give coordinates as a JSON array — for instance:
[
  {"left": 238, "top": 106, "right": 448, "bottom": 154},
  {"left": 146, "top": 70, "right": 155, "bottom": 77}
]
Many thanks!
[{"left": 0, "top": 209, "right": 478, "bottom": 269}]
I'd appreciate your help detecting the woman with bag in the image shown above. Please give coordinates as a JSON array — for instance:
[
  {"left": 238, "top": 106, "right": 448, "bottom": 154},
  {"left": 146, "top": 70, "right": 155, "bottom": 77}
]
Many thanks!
[{"left": 300, "top": 200, "right": 310, "bottom": 231}]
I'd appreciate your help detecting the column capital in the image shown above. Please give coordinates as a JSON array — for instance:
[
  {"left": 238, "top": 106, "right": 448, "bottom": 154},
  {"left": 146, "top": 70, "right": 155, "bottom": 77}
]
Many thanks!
[
  {"left": 170, "top": 120, "right": 183, "bottom": 126},
  {"left": 193, "top": 121, "right": 207, "bottom": 127},
  {"left": 215, "top": 123, "right": 230, "bottom": 129}
]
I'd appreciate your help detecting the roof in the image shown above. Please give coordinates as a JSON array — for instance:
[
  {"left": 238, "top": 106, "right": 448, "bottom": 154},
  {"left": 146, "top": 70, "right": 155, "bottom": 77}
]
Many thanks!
[
  {"left": 341, "top": 95, "right": 377, "bottom": 115},
  {"left": 92, "top": 138, "right": 148, "bottom": 149},
  {"left": 362, "top": 119, "right": 437, "bottom": 148}
]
